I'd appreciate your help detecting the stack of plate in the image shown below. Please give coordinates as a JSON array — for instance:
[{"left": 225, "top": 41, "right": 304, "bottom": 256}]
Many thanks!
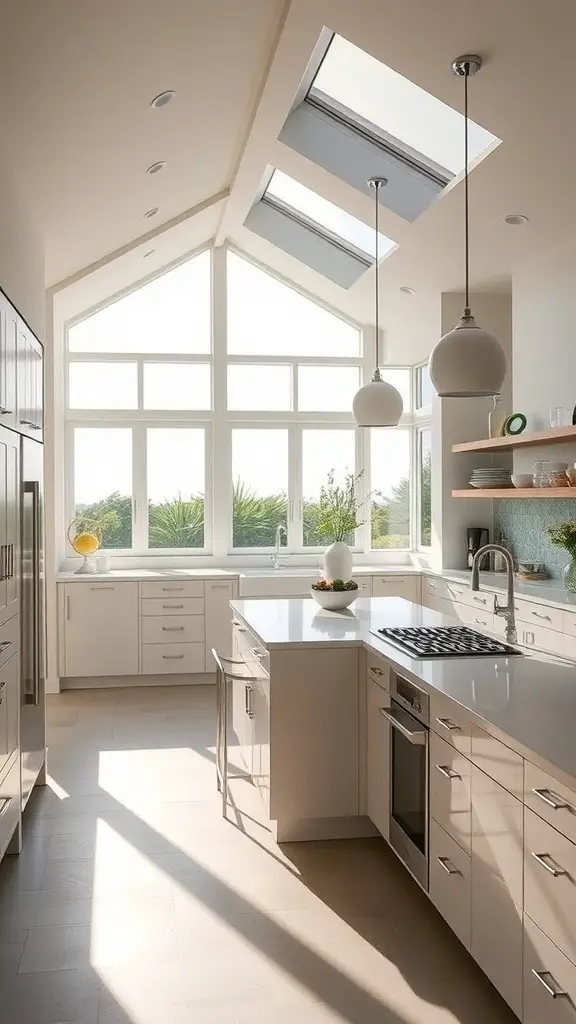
[{"left": 469, "top": 468, "right": 512, "bottom": 489}]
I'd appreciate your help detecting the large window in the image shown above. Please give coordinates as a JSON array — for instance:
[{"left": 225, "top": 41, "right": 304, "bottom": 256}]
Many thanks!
[{"left": 64, "top": 249, "right": 430, "bottom": 559}]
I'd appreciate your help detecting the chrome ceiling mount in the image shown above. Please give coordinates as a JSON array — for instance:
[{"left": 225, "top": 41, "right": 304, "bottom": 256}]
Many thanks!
[{"left": 451, "top": 54, "right": 482, "bottom": 78}]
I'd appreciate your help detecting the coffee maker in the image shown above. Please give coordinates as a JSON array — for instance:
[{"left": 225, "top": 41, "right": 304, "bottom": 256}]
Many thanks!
[{"left": 467, "top": 527, "right": 489, "bottom": 569}]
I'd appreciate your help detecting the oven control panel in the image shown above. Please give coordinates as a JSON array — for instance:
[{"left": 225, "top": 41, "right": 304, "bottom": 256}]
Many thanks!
[{"left": 392, "top": 673, "right": 430, "bottom": 725}]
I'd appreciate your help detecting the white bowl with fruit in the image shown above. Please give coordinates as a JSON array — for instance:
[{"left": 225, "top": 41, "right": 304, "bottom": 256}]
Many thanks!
[{"left": 310, "top": 578, "right": 359, "bottom": 610}]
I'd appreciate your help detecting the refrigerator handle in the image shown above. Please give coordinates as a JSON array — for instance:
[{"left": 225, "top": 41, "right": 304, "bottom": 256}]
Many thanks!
[{"left": 24, "top": 480, "right": 41, "bottom": 707}]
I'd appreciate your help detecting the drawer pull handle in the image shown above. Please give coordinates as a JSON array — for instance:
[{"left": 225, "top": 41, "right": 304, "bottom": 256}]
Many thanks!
[
  {"left": 0, "top": 640, "right": 12, "bottom": 652},
  {"left": 531, "top": 852, "right": 567, "bottom": 877},
  {"left": 369, "top": 666, "right": 384, "bottom": 677},
  {"left": 473, "top": 596, "right": 487, "bottom": 605},
  {"left": 162, "top": 604, "right": 184, "bottom": 609},
  {"left": 210, "top": 584, "right": 230, "bottom": 589},
  {"left": 162, "top": 654, "right": 184, "bottom": 660},
  {"left": 436, "top": 717, "right": 461, "bottom": 732},
  {"left": 162, "top": 587, "right": 184, "bottom": 592},
  {"left": 90, "top": 586, "right": 115, "bottom": 591},
  {"left": 531, "top": 610, "right": 552, "bottom": 621},
  {"left": 435, "top": 764, "right": 461, "bottom": 780},
  {"left": 532, "top": 787, "right": 572, "bottom": 811},
  {"left": 162, "top": 626, "right": 185, "bottom": 632},
  {"left": 473, "top": 617, "right": 488, "bottom": 626},
  {"left": 232, "top": 620, "right": 247, "bottom": 632},
  {"left": 437, "top": 856, "right": 461, "bottom": 876},
  {"left": 251, "top": 648, "right": 265, "bottom": 660},
  {"left": 0, "top": 797, "right": 11, "bottom": 819},
  {"left": 532, "top": 969, "right": 569, "bottom": 999}
]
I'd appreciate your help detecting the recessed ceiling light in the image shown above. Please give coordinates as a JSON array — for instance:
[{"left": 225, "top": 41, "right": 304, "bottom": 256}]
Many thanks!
[
  {"left": 143, "top": 207, "right": 159, "bottom": 219},
  {"left": 142, "top": 249, "right": 155, "bottom": 258},
  {"left": 400, "top": 286, "right": 416, "bottom": 295},
  {"left": 504, "top": 214, "right": 528, "bottom": 226},
  {"left": 151, "top": 90, "right": 175, "bottom": 109},
  {"left": 146, "top": 161, "right": 165, "bottom": 176}
]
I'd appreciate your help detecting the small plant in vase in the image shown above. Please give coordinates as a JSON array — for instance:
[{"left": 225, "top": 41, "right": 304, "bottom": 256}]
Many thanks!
[
  {"left": 311, "top": 578, "right": 359, "bottom": 611},
  {"left": 547, "top": 520, "right": 576, "bottom": 591},
  {"left": 314, "top": 470, "right": 366, "bottom": 581}
]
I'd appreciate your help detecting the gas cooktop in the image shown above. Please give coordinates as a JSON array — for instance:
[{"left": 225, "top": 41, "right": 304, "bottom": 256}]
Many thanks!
[{"left": 371, "top": 625, "right": 521, "bottom": 659}]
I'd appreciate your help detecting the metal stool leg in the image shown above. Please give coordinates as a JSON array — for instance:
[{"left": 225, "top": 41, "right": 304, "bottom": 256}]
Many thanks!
[{"left": 211, "top": 649, "right": 258, "bottom": 820}]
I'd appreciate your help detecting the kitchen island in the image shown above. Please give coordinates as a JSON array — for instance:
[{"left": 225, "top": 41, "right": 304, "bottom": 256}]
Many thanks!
[{"left": 230, "top": 595, "right": 576, "bottom": 1021}]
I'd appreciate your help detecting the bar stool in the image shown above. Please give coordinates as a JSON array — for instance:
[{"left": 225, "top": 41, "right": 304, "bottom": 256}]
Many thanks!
[{"left": 212, "top": 649, "right": 258, "bottom": 818}]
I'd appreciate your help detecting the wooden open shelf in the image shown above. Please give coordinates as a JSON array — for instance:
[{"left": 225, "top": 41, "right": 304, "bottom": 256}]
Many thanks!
[
  {"left": 452, "top": 488, "right": 576, "bottom": 499},
  {"left": 452, "top": 424, "right": 576, "bottom": 454}
]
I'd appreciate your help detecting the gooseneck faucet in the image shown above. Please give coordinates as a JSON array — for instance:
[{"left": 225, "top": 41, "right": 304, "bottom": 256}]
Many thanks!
[
  {"left": 471, "top": 544, "right": 517, "bottom": 645},
  {"left": 271, "top": 524, "right": 287, "bottom": 570}
]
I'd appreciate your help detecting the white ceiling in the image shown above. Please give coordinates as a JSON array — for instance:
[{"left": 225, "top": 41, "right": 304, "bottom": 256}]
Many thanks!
[{"left": 4, "top": 0, "right": 576, "bottom": 348}]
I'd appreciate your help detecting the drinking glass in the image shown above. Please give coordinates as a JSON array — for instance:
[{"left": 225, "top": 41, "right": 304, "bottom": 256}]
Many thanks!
[{"left": 549, "top": 407, "right": 571, "bottom": 428}]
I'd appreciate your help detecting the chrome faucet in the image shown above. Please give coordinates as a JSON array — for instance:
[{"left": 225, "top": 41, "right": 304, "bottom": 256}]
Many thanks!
[
  {"left": 271, "top": 524, "right": 287, "bottom": 569},
  {"left": 471, "top": 544, "right": 517, "bottom": 645}
]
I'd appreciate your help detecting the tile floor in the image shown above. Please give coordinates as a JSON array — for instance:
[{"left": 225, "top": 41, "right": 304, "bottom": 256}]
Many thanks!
[{"left": 0, "top": 684, "right": 517, "bottom": 1024}]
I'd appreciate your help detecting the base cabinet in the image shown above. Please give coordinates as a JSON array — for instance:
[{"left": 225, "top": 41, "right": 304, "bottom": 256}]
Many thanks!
[
  {"left": 366, "top": 676, "right": 390, "bottom": 840},
  {"left": 64, "top": 582, "right": 139, "bottom": 677},
  {"left": 523, "top": 915, "right": 576, "bottom": 1023},
  {"left": 429, "top": 817, "right": 471, "bottom": 950}
]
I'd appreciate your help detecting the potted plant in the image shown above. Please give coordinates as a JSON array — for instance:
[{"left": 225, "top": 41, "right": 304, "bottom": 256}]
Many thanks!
[
  {"left": 311, "top": 578, "right": 359, "bottom": 610},
  {"left": 547, "top": 520, "right": 576, "bottom": 590},
  {"left": 313, "top": 470, "right": 366, "bottom": 581}
]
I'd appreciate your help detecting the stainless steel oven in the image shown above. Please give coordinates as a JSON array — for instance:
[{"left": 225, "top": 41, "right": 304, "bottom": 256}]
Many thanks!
[{"left": 381, "top": 672, "right": 429, "bottom": 890}]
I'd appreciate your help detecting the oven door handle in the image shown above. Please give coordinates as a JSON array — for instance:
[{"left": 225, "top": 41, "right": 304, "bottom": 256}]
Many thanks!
[{"left": 379, "top": 707, "right": 427, "bottom": 745}]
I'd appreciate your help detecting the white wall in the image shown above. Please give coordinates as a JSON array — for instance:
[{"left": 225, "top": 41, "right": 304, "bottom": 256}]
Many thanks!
[
  {"left": 0, "top": 160, "right": 44, "bottom": 337},
  {"left": 513, "top": 235, "right": 576, "bottom": 472}
]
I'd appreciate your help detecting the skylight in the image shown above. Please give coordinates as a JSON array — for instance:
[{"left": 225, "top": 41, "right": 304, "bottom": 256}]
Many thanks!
[
  {"left": 264, "top": 170, "right": 395, "bottom": 260},
  {"left": 310, "top": 34, "right": 497, "bottom": 177}
]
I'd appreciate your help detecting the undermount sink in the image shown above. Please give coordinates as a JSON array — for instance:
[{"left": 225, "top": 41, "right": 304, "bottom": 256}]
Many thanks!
[{"left": 239, "top": 567, "right": 320, "bottom": 577}]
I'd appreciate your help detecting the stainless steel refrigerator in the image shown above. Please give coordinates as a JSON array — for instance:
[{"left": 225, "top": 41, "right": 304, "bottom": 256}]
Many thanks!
[{"left": 20, "top": 434, "right": 46, "bottom": 807}]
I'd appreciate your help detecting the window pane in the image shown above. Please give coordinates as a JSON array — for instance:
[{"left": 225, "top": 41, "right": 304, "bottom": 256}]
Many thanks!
[
  {"left": 302, "top": 429, "right": 356, "bottom": 547},
  {"left": 419, "top": 429, "right": 432, "bottom": 547},
  {"left": 312, "top": 34, "right": 497, "bottom": 176},
  {"left": 144, "top": 364, "right": 211, "bottom": 410},
  {"left": 147, "top": 429, "right": 205, "bottom": 549},
  {"left": 69, "top": 363, "right": 138, "bottom": 410},
  {"left": 232, "top": 429, "right": 287, "bottom": 548},
  {"left": 265, "top": 170, "right": 394, "bottom": 259},
  {"left": 380, "top": 368, "right": 411, "bottom": 414},
  {"left": 69, "top": 251, "right": 211, "bottom": 354},
  {"left": 227, "top": 252, "right": 360, "bottom": 356},
  {"left": 74, "top": 428, "right": 132, "bottom": 548},
  {"left": 416, "top": 364, "right": 433, "bottom": 409},
  {"left": 228, "top": 365, "right": 292, "bottom": 411},
  {"left": 370, "top": 429, "right": 410, "bottom": 549},
  {"left": 298, "top": 365, "right": 360, "bottom": 412}
]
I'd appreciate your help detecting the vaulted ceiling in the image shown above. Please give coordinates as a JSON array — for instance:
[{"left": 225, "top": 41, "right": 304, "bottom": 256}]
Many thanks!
[{"left": 2, "top": 0, "right": 576, "bottom": 348}]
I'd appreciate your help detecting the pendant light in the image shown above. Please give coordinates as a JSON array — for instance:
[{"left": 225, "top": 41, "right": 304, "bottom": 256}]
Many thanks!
[
  {"left": 353, "top": 178, "right": 403, "bottom": 427},
  {"left": 429, "top": 55, "right": 507, "bottom": 398}
]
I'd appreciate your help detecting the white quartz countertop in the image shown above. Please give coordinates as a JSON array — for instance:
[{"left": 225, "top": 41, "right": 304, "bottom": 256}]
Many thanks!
[
  {"left": 56, "top": 569, "right": 239, "bottom": 582},
  {"left": 440, "top": 568, "right": 576, "bottom": 610},
  {"left": 231, "top": 595, "right": 576, "bottom": 785},
  {"left": 56, "top": 564, "right": 418, "bottom": 583}
]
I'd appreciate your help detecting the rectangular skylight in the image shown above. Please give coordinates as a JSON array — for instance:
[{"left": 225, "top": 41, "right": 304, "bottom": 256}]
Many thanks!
[
  {"left": 310, "top": 34, "right": 497, "bottom": 177},
  {"left": 264, "top": 170, "right": 395, "bottom": 261}
]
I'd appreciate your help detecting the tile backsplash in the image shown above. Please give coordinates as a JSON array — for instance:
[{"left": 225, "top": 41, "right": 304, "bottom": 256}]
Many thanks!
[{"left": 494, "top": 498, "right": 576, "bottom": 578}]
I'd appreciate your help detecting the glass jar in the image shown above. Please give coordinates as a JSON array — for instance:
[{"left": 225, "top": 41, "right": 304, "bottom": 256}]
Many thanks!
[{"left": 532, "top": 460, "right": 548, "bottom": 487}]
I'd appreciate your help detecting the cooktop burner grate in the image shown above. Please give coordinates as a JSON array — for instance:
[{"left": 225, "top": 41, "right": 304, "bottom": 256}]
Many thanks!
[{"left": 371, "top": 625, "right": 521, "bottom": 659}]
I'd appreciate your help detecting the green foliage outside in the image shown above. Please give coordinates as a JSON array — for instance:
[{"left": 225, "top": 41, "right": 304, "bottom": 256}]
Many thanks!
[
  {"left": 77, "top": 468, "right": 428, "bottom": 551},
  {"left": 420, "top": 447, "right": 432, "bottom": 547}
]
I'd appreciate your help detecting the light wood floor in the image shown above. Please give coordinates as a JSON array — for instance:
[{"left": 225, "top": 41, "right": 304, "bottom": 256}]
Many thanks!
[{"left": 0, "top": 685, "right": 517, "bottom": 1024}]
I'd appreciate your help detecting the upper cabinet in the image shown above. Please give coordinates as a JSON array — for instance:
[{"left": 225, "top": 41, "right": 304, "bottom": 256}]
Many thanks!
[{"left": 0, "top": 290, "right": 43, "bottom": 443}]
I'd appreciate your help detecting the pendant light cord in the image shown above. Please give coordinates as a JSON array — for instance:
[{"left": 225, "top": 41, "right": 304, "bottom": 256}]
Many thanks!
[
  {"left": 464, "top": 65, "right": 470, "bottom": 316},
  {"left": 374, "top": 183, "right": 380, "bottom": 368}
]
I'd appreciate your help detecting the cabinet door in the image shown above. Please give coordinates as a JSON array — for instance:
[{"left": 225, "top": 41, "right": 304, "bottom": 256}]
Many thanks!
[
  {"left": 372, "top": 575, "right": 418, "bottom": 601},
  {"left": 429, "top": 731, "right": 471, "bottom": 852},
  {"left": 0, "top": 436, "right": 17, "bottom": 628},
  {"left": 205, "top": 580, "right": 234, "bottom": 670},
  {"left": 0, "top": 653, "right": 19, "bottom": 776},
  {"left": 29, "top": 343, "right": 43, "bottom": 440},
  {"left": 16, "top": 326, "right": 31, "bottom": 435},
  {"left": 3, "top": 305, "right": 17, "bottom": 432},
  {"left": 470, "top": 764, "right": 523, "bottom": 1016},
  {"left": 366, "top": 677, "right": 390, "bottom": 839},
  {"left": 64, "top": 583, "right": 139, "bottom": 677},
  {"left": 252, "top": 674, "right": 270, "bottom": 814}
]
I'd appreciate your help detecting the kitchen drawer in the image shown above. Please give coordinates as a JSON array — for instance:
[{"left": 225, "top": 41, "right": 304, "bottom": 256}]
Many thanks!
[
  {"left": 0, "top": 653, "right": 19, "bottom": 778},
  {"left": 0, "top": 614, "right": 19, "bottom": 669},
  {"left": 233, "top": 620, "right": 269, "bottom": 677},
  {"left": 371, "top": 575, "right": 418, "bottom": 601},
  {"left": 524, "top": 914, "right": 576, "bottom": 1024},
  {"left": 515, "top": 597, "right": 564, "bottom": 632},
  {"left": 470, "top": 724, "right": 524, "bottom": 798},
  {"left": 518, "top": 621, "right": 562, "bottom": 654},
  {"left": 445, "top": 579, "right": 471, "bottom": 604},
  {"left": 141, "top": 580, "right": 204, "bottom": 599},
  {"left": 430, "top": 691, "right": 471, "bottom": 755},
  {"left": 366, "top": 651, "right": 389, "bottom": 691},
  {"left": 460, "top": 587, "right": 494, "bottom": 613},
  {"left": 141, "top": 597, "right": 204, "bottom": 617},
  {"left": 0, "top": 754, "right": 20, "bottom": 860},
  {"left": 429, "top": 817, "right": 470, "bottom": 949},
  {"left": 141, "top": 642, "right": 205, "bottom": 675},
  {"left": 457, "top": 603, "right": 495, "bottom": 633},
  {"left": 524, "top": 761, "right": 576, "bottom": 845},
  {"left": 141, "top": 615, "right": 205, "bottom": 645},
  {"left": 525, "top": 806, "right": 576, "bottom": 966},
  {"left": 429, "top": 731, "right": 471, "bottom": 852},
  {"left": 423, "top": 576, "right": 450, "bottom": 604},
  {"left": 562, "top": 610, "right": 576, "bottom": 638}
]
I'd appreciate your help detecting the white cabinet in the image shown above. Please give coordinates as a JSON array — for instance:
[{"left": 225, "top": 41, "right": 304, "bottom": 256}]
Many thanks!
[
  {"left": 17, "top": 322, "right": 43, "bottom": 441},
  {"left": 252, "top": 674, "right": 270, "bottom": 814},
  {"left": 0, "top": 296, "right": 17, "bottom": 431},
  {"left": 372, "top": 575, "right": 419, "bottom": 601},
  {"left": 429, "top": 730, "right": 471, "bottom": 852},
  {"left": 64, "top": 582, "right": 139, "bottom": 677},
  {"left": 470, "top": 763, "right": 524, "bottom": 1017},
  {"left": 205, "top": 580, "right": 235, "bottom": 670},
  {"left": 429, "top": 817, "right": 471, "bottom": 950},
  {"left": 0, "top": 430, "right": 19, "bottom": 628},
  {"left": 366, "top": 676, "right": 390, "bottom": 840},
  {"left": 524, "top": 807, "right": 576, "bottom": 967},
  {"left": 524, "top": 915, "right": 576, "bottom": 1024},
  {"left": 0, "top": 652, "right": 19, "bottom": 778}
]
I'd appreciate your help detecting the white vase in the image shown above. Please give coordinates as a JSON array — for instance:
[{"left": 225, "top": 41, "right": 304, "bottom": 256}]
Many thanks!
[{"left": 323, "top": 541, "right": 353, "bottom": 582}]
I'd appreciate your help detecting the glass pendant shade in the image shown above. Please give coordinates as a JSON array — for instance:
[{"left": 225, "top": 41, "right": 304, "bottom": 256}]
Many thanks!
[
  {"left": 429, "top": 313, "right": 507, "bottom": 398},
  {"left": 353, "top": 368, "right": 404, "bottom": 426}
]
